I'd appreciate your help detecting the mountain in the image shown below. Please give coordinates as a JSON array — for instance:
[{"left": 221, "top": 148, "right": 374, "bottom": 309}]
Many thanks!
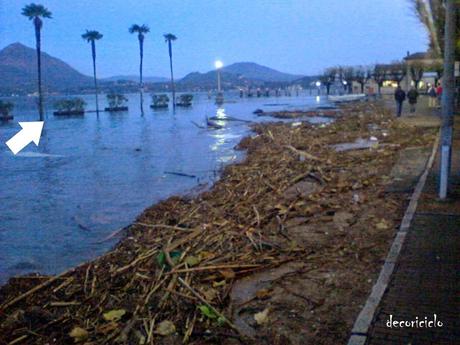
[
  {"left": 178, "top": 62, "right": 304, "bottom": 89},
  {"left": 0, "top": 44, "right": 307, "bottom": 94},
  {"left": 0, "top": 42, "right": 92, "bottom": 94},
  {"left": 222, "top": 62, "right": 303, "bottom": 82},
  {"left": 102, "top": 75, "right": 168, "bottom": 83},
  {"left": 179, "top": 70, "right": 247, "bottom": 89}
]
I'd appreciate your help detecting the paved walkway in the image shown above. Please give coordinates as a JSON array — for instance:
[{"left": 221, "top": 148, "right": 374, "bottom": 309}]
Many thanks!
[{"left": 360, "top": 97, "right": 459, "bottom": 344}]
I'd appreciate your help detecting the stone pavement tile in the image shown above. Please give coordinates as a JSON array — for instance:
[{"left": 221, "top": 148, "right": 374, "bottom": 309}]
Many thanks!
[{"left": 366, "top": 214, "right": 460, "bottom": 344}]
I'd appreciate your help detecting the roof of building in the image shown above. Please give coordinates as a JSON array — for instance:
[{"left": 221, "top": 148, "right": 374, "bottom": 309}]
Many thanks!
[
  {"left": 404, "top": 52, "right": 430, "bottom": 60},
  {"left": 404, "top": 51, "right": 443, "bottom": 62}
]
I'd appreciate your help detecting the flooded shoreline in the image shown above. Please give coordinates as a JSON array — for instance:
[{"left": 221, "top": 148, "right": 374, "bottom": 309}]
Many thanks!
[
  {"left": 0, "top": 102, "right": 438, "bottom": 344},
  {"left": 0, "top": 92, "right": 331, "bottom": 284}
]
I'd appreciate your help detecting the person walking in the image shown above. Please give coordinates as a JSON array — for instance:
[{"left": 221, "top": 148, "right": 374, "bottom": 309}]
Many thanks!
[
  {"left": 428, "top": 84, "right": 437, "bottom": 108},
  {"left": 394, "top": 86, "right": 406, "bottom": 117},
  {"left": 407, "top": 87, "right": 419, "bottom": 113}
]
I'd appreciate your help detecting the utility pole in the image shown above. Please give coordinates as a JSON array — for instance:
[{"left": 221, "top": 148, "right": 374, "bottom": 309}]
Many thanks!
[{"left": 439, "top": 0, "right": 457, "bottom": 199}]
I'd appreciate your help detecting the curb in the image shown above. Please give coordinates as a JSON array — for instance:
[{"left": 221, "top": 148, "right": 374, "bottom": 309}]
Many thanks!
[{"left": 347, "top": 129, "right": 440, "bottom": 345}]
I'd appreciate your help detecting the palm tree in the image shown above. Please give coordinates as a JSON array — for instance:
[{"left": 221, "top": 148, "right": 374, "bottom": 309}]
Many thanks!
[
  {"left": 164, "top": 33, "right": 177, "bottom": 109},
  {"left": 372, "top": 64, "right": 387, "bottom": 97},
  {"left": 22, "top": 3, "right": 52, "bottom": 121},
  {"left": 129, "top": 24, "right": 150, "bottom": 88},
  {"left": 129, "top": 24, "right": 149, "bottom": 115},
  {"left": 82, "top": 30, "right": 103, "bottom": 115}
]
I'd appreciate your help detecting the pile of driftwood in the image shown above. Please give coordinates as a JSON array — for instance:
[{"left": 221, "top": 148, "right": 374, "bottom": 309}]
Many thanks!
[
  {"left": 255, "top": 108, "right": 341, "bottom": 119},
  {"left": 0, "top": 103, "right": 436, "bottom": 345}
]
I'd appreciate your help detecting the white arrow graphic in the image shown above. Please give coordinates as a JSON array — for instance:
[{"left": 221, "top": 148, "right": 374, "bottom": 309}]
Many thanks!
[{"left": 6, "top": 121, "right": 44, "bottom": 155}]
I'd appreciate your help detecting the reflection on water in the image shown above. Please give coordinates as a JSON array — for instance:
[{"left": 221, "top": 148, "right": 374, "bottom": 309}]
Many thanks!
[{"left": 0, "top": 91, "right": 331, "bottom": 283}]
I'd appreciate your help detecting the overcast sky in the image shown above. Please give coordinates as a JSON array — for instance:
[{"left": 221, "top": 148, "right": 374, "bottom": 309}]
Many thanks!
[{"left": 0, "top": 0, "right": 428, "bottom": 78}]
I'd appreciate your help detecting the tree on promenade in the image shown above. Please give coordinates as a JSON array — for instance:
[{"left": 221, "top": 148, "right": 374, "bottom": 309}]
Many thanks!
[
  {"left": 339, "top": 66, "right": 354, "bottom": 93},
  {"left": 354, "top": 66, "right": 371, "bottom": 93},
  {"left": 410, "top": 62, "right": 424, "bottom": 89},
  {"left": 372, "top": 64, "right": 388, "bottom": 96},
  {"left": 388, "top": 61, "right": 407, "bottom": 86},
  {"left": 411, "top": 0, "right": 460, "bottom": 59},
  {"left": 320, "top": 67, "right": 336, "bottom": 95}
]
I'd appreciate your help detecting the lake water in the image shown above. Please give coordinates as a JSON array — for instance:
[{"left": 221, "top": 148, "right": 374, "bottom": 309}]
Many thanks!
[{"left": 0, "top": 91, "right": 331, "bottom": 284}]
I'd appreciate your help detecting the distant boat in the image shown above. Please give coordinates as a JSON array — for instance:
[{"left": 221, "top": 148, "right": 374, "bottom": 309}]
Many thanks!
[
  {"left": 150, "top": 94, "right": 170, "bottom": 109},
  {"left": 176, "top": 94, "right": 193, "bottom": 107},
  {"left": 328, "top": 94, "right": 367, "bottom": 103}
]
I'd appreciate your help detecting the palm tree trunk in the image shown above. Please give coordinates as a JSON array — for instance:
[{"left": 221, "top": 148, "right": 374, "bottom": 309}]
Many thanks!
[
  {"left": 34, "top": 19, "right": 44, "bottom": 121},
  {"left": 439, "top": 0, "right": 457, "bottom": 198},
  {"left": 91, "top": 40, "right": 99, "bottom": 115},
  {"left": 139, "top": 37, "right": 144, "bottom": 115},
  {"left": 168, "top": 41, "right": 176, "bottom": 111},
  {"left": 139, "top": 38, "right": 144, "bottom": 87}
]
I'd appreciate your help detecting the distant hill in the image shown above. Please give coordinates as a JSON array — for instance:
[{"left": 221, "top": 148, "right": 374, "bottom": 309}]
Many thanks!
[
  {"left": 222, "top": 62, "right": 303, "bottom": 82},
  {"left": 179, "top": 70, "right": 248, "bottom": 89},
  {"left": 0, "top": 42, "right": 92, "bottom": 94},
  {"left": 0, "top": 44, "right": 308, "bottom": 94},
  {"left": 102, "top": 75, "right": 168, "bottom": 83},
  {"left": 178, "top": 62, "right": 303, "bottom": 89}
]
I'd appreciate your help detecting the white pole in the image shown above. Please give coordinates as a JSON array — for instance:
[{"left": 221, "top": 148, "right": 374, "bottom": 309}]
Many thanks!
[{"left": 439, "top": 0, "right": 456, "bottom": 199}]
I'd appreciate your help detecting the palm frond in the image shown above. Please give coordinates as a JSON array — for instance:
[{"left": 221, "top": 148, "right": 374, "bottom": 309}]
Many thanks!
[
  {"left": 82, "top": 30, "right": 103, "bottom": 42},
  {"left": 164, "top": 33, "right": 177, "bottom": 42},
  {"left": 129, "top": 24, "right": 141, "bottom": 34},
  {"left": 21, "top": 3, "right": 52, "bottom": 19},
  {"left": 139, "top": 24, "right": 150, "bottom": 33},
  {"left": 130, "top": 24, "right": 150, "bottom": 34}
]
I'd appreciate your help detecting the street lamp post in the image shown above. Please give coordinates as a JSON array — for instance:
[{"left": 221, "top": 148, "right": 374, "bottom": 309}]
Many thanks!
[
  {"left": 215, "top": 60, "right": 223, "bottom": 91},
  {"left": 215, "top": 60, "right": 224, "bottom": 104},
  {"left": 315, "top": 81, "right": 321, "bottom": 96},
  {"left": 439, "top": 0, "right": 457, "bottom": 199}
]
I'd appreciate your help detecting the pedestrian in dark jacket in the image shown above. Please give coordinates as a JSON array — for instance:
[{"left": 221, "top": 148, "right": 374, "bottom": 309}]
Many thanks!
[
  {"left": 407, "top": 87, "right": 419, "bottom": 113},
  {"left": 394, "top": 86, "right": 406, "bottom": 117}
]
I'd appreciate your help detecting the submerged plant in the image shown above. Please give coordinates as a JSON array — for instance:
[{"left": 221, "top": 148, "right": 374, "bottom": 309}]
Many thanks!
[
  {"left": 152, "top": 94, "right": 170, "bottom": 105},
  {"left": 107, "top": 93, "right": 128, "bottom": 108},
  {"left": 54, "top": 98, "right": 86, "bottom": 112}
]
